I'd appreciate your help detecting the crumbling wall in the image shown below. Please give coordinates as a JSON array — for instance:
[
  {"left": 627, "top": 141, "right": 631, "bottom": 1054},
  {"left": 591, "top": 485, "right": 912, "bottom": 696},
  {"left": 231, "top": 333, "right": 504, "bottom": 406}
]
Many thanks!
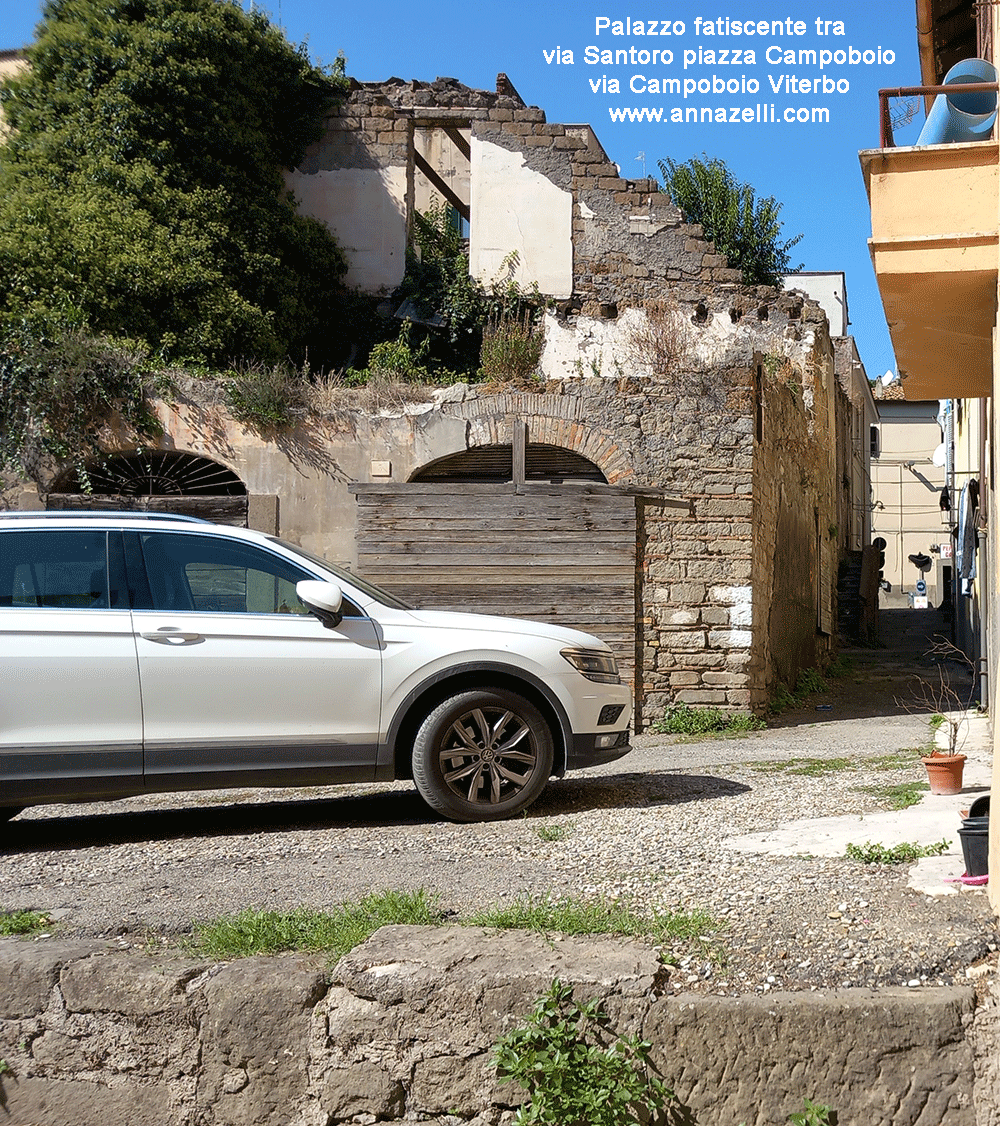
[
  {"left": 0, "top": 929, "right": 983, "bottom": 1126},
  {"left": 291, "top": 73, "right": 737, "bottom": 305}
]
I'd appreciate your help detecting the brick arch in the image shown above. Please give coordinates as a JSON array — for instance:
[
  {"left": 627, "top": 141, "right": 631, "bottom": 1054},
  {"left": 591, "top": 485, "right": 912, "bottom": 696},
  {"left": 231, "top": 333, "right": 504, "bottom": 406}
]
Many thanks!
[{"left": 453, "top": 400, "right": 635, "bottom": 485}]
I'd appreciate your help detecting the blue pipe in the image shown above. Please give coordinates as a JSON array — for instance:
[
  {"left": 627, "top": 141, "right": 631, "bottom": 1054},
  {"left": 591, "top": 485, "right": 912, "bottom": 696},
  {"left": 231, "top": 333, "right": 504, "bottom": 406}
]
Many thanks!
[{"left": 916, "top": 58, "right": 997, "bottom": 145}]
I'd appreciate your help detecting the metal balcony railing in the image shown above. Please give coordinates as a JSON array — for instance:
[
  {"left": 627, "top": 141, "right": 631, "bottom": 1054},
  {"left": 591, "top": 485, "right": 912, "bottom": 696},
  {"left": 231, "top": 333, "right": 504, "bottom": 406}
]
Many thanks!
[{"left": 878, "top": 83, "right": 998, "bottom": 148}]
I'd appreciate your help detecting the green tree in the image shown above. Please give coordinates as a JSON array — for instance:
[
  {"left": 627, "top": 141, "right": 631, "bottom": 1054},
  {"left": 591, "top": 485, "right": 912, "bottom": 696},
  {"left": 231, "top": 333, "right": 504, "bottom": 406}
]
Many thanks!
[
  {"left": 0, "top": 0, "right": 348, "bottom": 365},
  {"left": 658, "top": 155, "right": 803, "bottom": 286}
]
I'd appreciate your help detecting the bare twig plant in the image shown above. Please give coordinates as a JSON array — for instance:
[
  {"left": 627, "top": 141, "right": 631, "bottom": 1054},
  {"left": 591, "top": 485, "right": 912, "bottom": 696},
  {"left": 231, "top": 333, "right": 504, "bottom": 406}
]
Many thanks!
[
  {"left": 303, "top": 371, "right": 432, "bottom": 418},
  {"left": 898, "top": 636, "right": 979, "bottom": 756},
  {"left": 628, "top": 298, "right": 695, "bottom": 378}
]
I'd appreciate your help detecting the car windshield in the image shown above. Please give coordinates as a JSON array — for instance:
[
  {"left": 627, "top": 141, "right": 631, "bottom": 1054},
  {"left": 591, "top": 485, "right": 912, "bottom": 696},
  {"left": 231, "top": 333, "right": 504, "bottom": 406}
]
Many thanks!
[{"left": 265, "top": 536, "right": 413, "bottom": 610}]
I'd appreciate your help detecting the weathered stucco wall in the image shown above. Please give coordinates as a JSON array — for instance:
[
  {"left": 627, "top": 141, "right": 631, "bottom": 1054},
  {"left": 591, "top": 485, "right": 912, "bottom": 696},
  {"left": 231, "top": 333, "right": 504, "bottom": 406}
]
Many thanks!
[
  {"left": 0, "top": 928, "right": 992, "bottom": 1126},
  {"left": 291, "top": 74, "right": 737, "bottom": 306},
  {"left": 469, "top": 136, "right": 573, "bottom": 296}
]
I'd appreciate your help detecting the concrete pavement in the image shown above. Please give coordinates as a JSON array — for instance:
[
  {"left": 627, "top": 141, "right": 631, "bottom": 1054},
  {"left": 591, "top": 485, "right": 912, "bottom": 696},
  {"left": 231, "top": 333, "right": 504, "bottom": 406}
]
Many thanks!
[{"left": 722, "top": 608, "right": 992, "bottom": 897}]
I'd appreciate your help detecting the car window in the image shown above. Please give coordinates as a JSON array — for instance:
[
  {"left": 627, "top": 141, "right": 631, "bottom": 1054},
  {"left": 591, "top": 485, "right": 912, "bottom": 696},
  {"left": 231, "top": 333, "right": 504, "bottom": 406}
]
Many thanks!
[
  {"left": 138, "top": 532, "right": 314, "bottom": 615},
  {"left": 0, "top": 530, "right": 109, "bottom": 609}
]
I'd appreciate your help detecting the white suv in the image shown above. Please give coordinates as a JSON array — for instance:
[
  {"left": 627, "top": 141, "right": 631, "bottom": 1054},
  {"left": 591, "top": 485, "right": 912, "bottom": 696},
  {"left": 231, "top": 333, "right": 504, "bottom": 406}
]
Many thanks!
[{"left": 0, "top": 512, "right": 631, "bottom": 822}]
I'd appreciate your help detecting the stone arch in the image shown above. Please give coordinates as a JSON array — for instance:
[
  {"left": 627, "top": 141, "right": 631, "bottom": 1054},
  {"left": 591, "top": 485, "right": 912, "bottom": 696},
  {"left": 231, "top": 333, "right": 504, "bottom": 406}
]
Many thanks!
[{"left": 438, "top": 394, "right": 636, "bottom": 484}]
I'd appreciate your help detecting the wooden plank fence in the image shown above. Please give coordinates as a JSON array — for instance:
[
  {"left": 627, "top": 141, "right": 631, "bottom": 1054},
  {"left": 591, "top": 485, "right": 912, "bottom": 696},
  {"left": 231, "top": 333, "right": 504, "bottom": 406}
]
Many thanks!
[{"left": 352, "top": 483, "right": 637, "bottom": 683}]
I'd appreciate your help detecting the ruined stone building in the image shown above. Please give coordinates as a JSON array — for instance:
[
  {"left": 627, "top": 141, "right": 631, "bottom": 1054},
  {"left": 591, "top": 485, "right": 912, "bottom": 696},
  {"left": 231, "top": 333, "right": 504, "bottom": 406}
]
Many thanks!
[{"left": 27, "top": 74, "right": 869, "bottom": 722}]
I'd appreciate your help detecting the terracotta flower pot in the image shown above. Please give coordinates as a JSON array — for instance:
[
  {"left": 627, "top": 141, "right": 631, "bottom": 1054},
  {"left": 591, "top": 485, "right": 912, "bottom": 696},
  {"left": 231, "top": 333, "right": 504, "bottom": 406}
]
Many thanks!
[{"left": 921, "top": 754, "right": 967, "bottom": 795}]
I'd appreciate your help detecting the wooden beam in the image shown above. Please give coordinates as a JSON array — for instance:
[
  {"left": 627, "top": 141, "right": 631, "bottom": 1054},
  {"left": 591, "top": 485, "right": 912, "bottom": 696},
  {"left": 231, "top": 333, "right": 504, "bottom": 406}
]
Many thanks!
[
  {"left": 442, "top": 125, "right": 471, "bottom": 161},
  {"left": 512, "top": 420, "right": 526, "bottom": 486},
  {"left": 413, "top": 152, "right": 470, "bottom": 221}
]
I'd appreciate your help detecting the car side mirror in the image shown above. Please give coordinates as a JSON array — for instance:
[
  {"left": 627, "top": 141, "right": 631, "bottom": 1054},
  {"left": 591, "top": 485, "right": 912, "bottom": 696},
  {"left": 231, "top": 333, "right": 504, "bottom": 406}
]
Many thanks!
[{"left": 296, "top": 580, "right": 344, "bottom": 630}]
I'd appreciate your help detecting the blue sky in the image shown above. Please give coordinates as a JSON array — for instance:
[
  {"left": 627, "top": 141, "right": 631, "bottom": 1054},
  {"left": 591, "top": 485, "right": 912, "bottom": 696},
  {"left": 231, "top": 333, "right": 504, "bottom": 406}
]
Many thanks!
[{"left": 5, "top": 0, "right": 924, "bottom": 380}]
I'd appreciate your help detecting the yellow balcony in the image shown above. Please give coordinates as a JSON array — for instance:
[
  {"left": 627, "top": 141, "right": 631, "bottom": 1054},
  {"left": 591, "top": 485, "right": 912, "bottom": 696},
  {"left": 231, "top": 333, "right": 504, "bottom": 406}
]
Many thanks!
[{"left": 860, "top": 140, "right": 998, "bottom": 399}]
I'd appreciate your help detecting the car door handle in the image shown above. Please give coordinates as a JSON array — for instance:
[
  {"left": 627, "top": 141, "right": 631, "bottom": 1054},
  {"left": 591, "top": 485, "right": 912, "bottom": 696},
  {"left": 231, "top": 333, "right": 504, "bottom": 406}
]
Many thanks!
[{"left": 140, "top": 628, "right": 203, "bottom": 644}]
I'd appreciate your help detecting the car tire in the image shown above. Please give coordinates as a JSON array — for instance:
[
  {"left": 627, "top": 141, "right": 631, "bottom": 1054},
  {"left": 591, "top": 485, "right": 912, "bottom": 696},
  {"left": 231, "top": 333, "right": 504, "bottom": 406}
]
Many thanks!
[{"left": 412, "top": 689, "right": 555, "bottom": 822}]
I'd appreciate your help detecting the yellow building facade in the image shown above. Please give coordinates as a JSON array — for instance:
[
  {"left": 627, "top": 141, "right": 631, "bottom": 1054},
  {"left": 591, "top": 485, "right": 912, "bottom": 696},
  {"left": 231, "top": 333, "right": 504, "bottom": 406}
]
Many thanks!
[{"left": 861, "top": 0, "right": 998, "bottom": 909}]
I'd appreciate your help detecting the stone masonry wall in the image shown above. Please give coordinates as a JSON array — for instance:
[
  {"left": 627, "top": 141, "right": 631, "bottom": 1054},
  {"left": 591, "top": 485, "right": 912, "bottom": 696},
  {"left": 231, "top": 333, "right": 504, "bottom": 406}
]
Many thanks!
[{"left": 0, "top": 928, "right": 989, "bottom": 1126}]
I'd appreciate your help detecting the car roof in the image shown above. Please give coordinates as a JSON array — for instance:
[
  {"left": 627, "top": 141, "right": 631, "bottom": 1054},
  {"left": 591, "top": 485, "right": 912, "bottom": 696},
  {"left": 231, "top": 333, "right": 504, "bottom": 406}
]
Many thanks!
[{"left": 0, "top": 511, "right": 211, "bottom": 524}]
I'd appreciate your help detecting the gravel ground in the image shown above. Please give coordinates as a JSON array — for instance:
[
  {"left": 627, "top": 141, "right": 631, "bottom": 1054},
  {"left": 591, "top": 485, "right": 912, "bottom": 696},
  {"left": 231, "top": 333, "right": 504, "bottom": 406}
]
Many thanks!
[{"left": 2, "top": 613, "right": 998, "bottom": 996}]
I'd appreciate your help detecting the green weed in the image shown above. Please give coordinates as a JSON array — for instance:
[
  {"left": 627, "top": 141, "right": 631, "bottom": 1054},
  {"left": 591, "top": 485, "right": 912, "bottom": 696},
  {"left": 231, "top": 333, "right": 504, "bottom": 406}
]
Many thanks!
[
  {"left": 0, "top": 909, "right": 50, "bottom": 936},
  {"left": 796, "top": 668, "right": 828, "bottom": 696},
  {"left": 653, "top": 704, "right": 765, "bottom": 737},
  {"left": 846, "top": 840, "right": 949, "bottom": 865},
  {"left": 769, "top": 664, "right": 832, "bottom": 714},
  {"left": 494, "top": 979, "right": 674, "bottom": 1126},
  {"left": 752, "top": 757, "right": 852, "bottom": 776},
  {"left": 869, "top": 750, "right": 923, "bottom": 770},
  {"left": 825, "top": 657, "right": 854, "bottom": 679},
  {"left": 856, "top": 780, "right": 929, "bottom": 810},
  {"left": 534, "top": 823, "right": 574, "bottom": 842},
  {"left": 788, "top": 1098, "right": 837, "bottom": 1126}
]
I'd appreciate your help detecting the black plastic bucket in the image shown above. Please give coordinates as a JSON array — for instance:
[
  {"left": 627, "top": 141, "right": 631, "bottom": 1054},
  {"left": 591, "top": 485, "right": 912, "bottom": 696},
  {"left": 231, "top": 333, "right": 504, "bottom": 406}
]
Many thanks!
[
  {"left": 958, "top": 816, "right": 989, "bottom": 877},
  {"left": 969, "top": 794, "right": 991, "bottom": 819}
]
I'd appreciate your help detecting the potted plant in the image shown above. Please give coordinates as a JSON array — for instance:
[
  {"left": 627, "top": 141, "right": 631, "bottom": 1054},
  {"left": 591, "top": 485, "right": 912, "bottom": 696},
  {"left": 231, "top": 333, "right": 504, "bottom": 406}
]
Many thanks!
[{"left": 902, "top": 638, "right": 977, "bottom": 795}]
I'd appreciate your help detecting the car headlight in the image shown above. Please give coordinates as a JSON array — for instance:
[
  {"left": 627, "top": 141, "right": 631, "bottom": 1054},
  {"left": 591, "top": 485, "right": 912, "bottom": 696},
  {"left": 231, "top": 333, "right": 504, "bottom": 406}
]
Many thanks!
[{"left": 560, "top": 647, "right": 621, "bottom": 684}]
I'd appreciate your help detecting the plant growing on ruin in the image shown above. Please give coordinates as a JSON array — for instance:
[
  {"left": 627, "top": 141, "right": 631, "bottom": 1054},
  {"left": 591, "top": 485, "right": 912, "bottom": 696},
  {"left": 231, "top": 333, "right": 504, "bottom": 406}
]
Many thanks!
[
  {"left": 0, "top": 320, "right": 163, "bottom": 481},
  {"left": 627, "top": 298, "right": 696, "bottom": 379},
  {"left": 479, "top": 308, "right": 545, "bottom": 383},
  {"left": 494, "top": 979, "right": 674, "bottom": 1126},
  {"left": 396, "top": 203, "right": 486, "bottom": 363},
  {"left": 224, "top": 360, "right": 300, "bottom": 431},
  {"left": 658, "top": 155, "right": 803, "bottom": 286}
]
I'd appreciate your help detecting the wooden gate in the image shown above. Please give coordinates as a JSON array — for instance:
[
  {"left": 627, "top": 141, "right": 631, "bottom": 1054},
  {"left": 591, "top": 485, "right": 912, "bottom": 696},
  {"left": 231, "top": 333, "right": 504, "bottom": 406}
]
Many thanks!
[{"left": 351, "top": 482, "right": 637, "bottom": 683}]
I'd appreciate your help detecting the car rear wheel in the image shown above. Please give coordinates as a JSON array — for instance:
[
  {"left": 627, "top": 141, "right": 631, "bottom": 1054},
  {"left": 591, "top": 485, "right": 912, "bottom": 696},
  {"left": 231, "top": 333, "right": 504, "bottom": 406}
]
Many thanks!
[{"left": 412, "top": 689, "right": 555, "bottom": 822}]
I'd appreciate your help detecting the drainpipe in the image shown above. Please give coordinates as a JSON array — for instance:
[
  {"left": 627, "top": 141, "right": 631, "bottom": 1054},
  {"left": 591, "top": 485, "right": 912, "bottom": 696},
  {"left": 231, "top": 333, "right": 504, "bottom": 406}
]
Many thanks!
[
  {"left": 941, "top": 399, "right": 955, "bottom": 640},
  {"left": 915, "top": 0, "right": 938, "bottom": 104}
]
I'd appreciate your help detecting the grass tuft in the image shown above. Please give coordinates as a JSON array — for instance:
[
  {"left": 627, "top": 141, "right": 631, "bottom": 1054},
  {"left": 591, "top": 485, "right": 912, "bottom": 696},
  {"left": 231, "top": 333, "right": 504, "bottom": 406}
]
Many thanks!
[
  {"left": 466, "top": 894, "right": 716, "bottom": 944},
  {"left": 188, "top": 888, "right": 444, "bottom": 960}
]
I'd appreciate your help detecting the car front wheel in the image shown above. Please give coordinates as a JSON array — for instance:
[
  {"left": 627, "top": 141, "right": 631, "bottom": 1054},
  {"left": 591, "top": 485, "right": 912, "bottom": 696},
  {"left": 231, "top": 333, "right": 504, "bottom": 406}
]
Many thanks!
[{"left": 412, "top": 689, "right": 555, "bottom": 822}]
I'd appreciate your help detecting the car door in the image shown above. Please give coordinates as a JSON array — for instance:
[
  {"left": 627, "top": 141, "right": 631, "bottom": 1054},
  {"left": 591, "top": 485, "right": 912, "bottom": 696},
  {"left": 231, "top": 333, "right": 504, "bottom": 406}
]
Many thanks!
[
  {"left": 126, "top": 529, "right": 383, "bottom": 788},
  {"left": 0, "top": 527, "right": 143, "bottom": 802}
]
